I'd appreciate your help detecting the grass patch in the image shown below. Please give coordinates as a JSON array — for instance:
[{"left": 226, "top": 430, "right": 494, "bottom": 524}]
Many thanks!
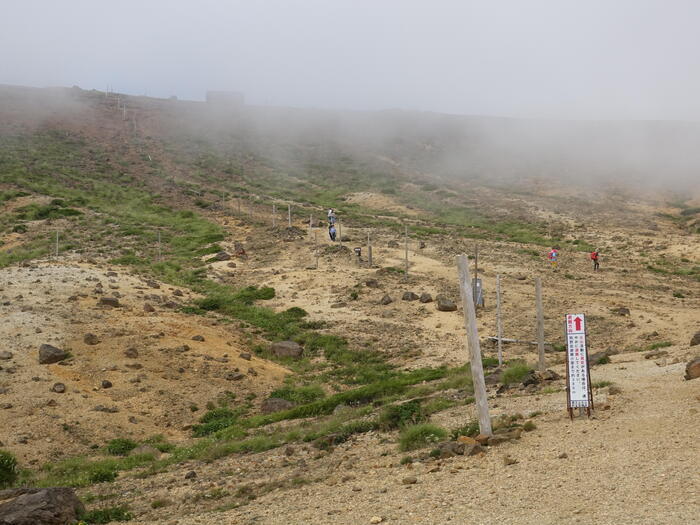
[
  {"left": 78, "top": 506, "right": 133, "bottom": 523},
  {"left": 592, "top": 380, "right": 613, "bottom": 388},
  {"left": 647, "top": 341, "right": 673, "bottom": 350},
  {"left": 398, "top": 424, "right": 448, "bottom": 451},
  {"left": 269, "top": 385, "right": 326, "bottom": 405},
  {"left": 105, "top": 439, "right": 138, "bottom": 456},
  {"left": 501, "top": 362, "right": 533, "bottom": 385},
  {"left": 0, "top": 450, "right": 18, "bottom": 487},
  {"left": 378, "top": 400, "right": 425, "bottom": 430}
]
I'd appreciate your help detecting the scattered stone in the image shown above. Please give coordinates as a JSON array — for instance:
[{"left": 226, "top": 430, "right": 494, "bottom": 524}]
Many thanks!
[
  {"left": 370, "top": 517, "right": 383, "bottom": 524},
  {"left": 419, "top": 292, "right": 433, "bottom": 303},
  {"left": 401, "top": 291, "right": 419, "bottom": 301},
  {"left": 474, "top": 434, "right": 490, "bottom": 445},
  {"left": 239, "top": 352, "right": 252, "bottom": 361},
  {"left": 93, "top": 405, "right": 119, "bottom": 413},
  {"left": 436, "top": 296, "right": 457, "bottom": 312},
  {"left": 588, "top": 351, "right": 611, "bottom": 366},
  {"left": 436, "top": 441, "right": 464, "bottom": 458},
  {"left": 365, "top": 279, "right": 380, "bottom": 288},
  {"left": 144, "top": 303, "right": 155, "bottom": 313},
  {"left": 503, "top": 455, "right": 518, "bottom": 465},
  {"left": 191, "top": 335, "right": 205, "bottom": 342},
  {"left": 211, "top": 251, "right": 231, "bottom": 261},
  {"left": 270, "top": 341, "right": 303, "bottom": 359},
  {"left": 685, "top": 357, "right": 700, "bottom": 380},
  {"left": 38, "top": 344, "right": 68, "bottom": 364},
  {"left": 644, "top": 349, "right": 668, "bottom": 359},
  {"left": 51, "top": 383, "right": 66, "bottom": 393},
  {"left": 0, "top": 487, "right": 85, "bottom": 525},
  {"left": 401, "top": 476, "right": 417, "bottom": 485},
  {"left": 691, "top": 332, "right": 700, "bottom": 347},
  {"left": 124, "top": 347, "right": 139, "bottom": 358},
  {"left": 98, "top": 297, "right": 121, "bottom": 308},
  {"left": 379, "top": 295, "right": 393, "bottom": 305},
  {"left": 612, "top": 307, "right": 631, "bottom": 316},
  {"left": 521, "top": 371, "right": 540, "bottom": 387},
  {"left": 145, "top": 280, "right": 160, "bottom": 289},
  {"left": 173, "top": 289, "right": 184, "bottom": 297},
  {"left": 101, "top": 380, "right": 113, "bottom": 389},
  {"left": 0, "top": 351, "right": 13, "bottom": 360},
  {"left": 464, "top": 444, "right": 485, "bottom": 456},
  {"left": 83, "top": 333, "right": 99, "bottom": 345},
  {"left": 261, "top": 398, "right": 295, "bottom": 414},
  {"left": 226, "top": 372, "right": 245, "bottom": 381},
  {"left": 457, "top": 435, "right": 478, "bottom": 445},
  {"left": 608, "top": 385, "right": 622, "bottom": 395},
  {"left": 558, "top": 452, "right": 568, "bottom": 459},
  {"left": 331, "top": 302, "right": 347, "bottom": 308},
  {"left": 184, "top": 471, "right": 197, "bottom": 480}
]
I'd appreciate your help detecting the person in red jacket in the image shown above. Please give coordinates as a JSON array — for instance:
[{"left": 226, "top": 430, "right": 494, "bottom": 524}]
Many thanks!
[
  {"left": 591, "top": 249, "right": 600, "bottom": 271},
  {"left": 547, "top": 248, "right": 559, "bottom": 269}
]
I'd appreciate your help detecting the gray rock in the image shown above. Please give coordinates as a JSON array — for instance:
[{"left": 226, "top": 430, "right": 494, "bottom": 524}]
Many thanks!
[
  {"left": 379, "top": 295, "right": 393, "bottom": 305},
  {"left": 124, "top": 347, "right": 139, "bottom": 358},
  {"left": 191, "top": 335, "right": 205, "bottom": 342},
  {"left": 51, "top": 383, "right": 66, "bottom": 393},
  {"left": 225, "top": 372, "right": 245, "bottom": 381},
  {"left": 419, "top": 293, "right": 433, "bottom": 303},
  {"left": 0, "top": 351, "right": 13, "bottom": 360},
  {"left": 184, "top": 470, "right": 197, "bottom": 480},
  {"left": 211, "top": 251, "right": 231, "bottom": 261},
  {"left": 401, "top": 292, "right": 419, "bottom": 301},
  {"left": 38, "top": 344, "right": 68, "bottom": 365},
  {"left": 690, "top": 332, "right": 700, "bottom": 346},
  {"left": 239, "top": 352, "right": 252, "bottom": 361},
  {"left": 143, "top": 303, "right": 155, "bottom": 313},
  {"left": 101, "top": 380, "right": 113, "bottom": 389},
  {"left": 0, "top": 487, "right": 85, "bottom": 525},
  {"left": 83, "top": 333, "right": 99, "bottom": 345},
  {"left": 98, "top": 297, "right": 121, "bottom": 308},
  {"left": 436, "top": 296, "right": 457, "bottom": 312},
  {"left": 685, "top": 357, "right": 700, "bottom": 380},
  {"left": 612, "top": 307, "right": 631, "bottom": 316},
  {"left": 270, "top": 341, "right": 303, "bottom": 358},
  {"left": 365, "top": 279, "right": 380, "bottom": 288},
  {"left": 261, "top": 397, "right": 294, "bottom": 414}
]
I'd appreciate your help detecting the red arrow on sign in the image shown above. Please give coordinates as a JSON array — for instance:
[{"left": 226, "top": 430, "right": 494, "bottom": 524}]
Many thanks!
[{"left": 574, "top": 316, "right": 583, "bottom": 331}]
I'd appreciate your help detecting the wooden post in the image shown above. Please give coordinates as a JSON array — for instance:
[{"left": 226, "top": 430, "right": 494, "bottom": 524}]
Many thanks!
[
  {"left": 272, "top": 204, "right": 276, "bottom": 228},
  {"left": 535, "top": 277, "right": 545, "bottom": 372},
  {"left": 496, "top": 274, "right": 503, "bottom": 366},
  {"left": 367, "top": 232, "right": 373, "bottom": 268},
  {"left": 473, "top": 244, "right": 479, "bottom": 305},
  {"left": 457, "top": 254, "right": 492, "bottom": 436},
  {"left": 287, "top": 204, "right": 291, "bottom": 227},
  {"left": 404, "top": 224, "right": 409, "bottom": 281},
  {"left": 314, "top": 231, "right": 319, "bottom": 269}
]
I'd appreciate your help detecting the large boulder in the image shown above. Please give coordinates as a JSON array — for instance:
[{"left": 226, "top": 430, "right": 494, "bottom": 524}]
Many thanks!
[
  {"left": 38, "top": 344, "right": 67, "bottom": 365},
  {"left": 0, "top": 487, "right": 85, "bottom": 525},
  {"left": 270, "top": 341, "right": 303, "bottom": 359},
  {"left": 261, "top": 397, "right": 295, "bottom": 414},
  {"left": 436, "top": 295, "right": 457, "bottom": 312},
  {"left": 685, "top": 357, "right": 700, "bottom": 380}
]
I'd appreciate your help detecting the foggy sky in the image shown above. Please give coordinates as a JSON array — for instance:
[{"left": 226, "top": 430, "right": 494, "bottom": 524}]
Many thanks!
[{"left": 3, "top": 0, "right": 700, "bottom": 121}]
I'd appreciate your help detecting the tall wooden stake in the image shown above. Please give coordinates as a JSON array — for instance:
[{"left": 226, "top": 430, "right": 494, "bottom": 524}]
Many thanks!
[
  {"left": 314, "top": 231, "right": 319, "bottom": 269},
  {"left": 535, "top": 277, "right": 545, "bottom": 372},
  {"left": 496, "top": 274, "right": 503, "bottom": 366},
  {"left": 404, "top": 224, "right": 409, "bottom": 281},
  {"left": 287, "top": 204, "right": 291, "bottom": 227},
  {"left": 367, "top": 232, "right": 373, "bottom": 268},
  {"left": 473, "top": 244, "right": 479, "bottom": 305},
  {"left": 457, "top": 254, "right": 492, "bottom": 436}
]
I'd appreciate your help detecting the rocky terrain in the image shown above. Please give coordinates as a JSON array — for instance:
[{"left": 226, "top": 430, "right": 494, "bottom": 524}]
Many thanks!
[{"left": 0, "top": 85, "right": 698, "bottom": 524}]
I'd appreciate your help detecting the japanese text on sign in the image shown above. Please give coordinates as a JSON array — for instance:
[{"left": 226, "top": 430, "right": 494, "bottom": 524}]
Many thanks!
[{"left": 565, "top": 314, "right": 590, "bottom": 408}]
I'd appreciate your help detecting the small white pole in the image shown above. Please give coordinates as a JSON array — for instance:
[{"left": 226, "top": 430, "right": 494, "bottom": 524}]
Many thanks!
[
  {"left": 535, "top": 277, "right": 545, "bottom": 372},
  {"left": 496, "top": 274, "right": 503, "bottom": 366},
  {"left": 404, "top": 224, "right": 409, "bottom": 281},
  {"left": 457, "top": 254, "right": 492, "bottom": 436}
]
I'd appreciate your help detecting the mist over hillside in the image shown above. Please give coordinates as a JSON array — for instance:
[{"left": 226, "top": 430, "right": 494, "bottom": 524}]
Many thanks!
[{"left": 2, "top": 84, "right": 699, "bottom": 200}]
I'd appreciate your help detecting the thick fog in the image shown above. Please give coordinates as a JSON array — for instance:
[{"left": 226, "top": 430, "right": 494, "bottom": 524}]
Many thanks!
[{"left": 3, "top": 0, "right": 700, "bottom": 121}]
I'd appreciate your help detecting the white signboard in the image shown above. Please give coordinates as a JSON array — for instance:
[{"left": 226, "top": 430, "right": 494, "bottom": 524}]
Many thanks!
[{"left": 565, "top": 313, "right": 590, "bottom": 408}]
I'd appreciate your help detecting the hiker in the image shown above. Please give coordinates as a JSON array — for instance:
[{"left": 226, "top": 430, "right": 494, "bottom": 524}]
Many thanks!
[
  {"left": 327, "top": 208, "right": 336, "bottom": 225},
  {"left": 591, "top": 249, "right": 600, "bottom": 271},
  {"left": 547, "top": 247, "right": 559, "bottom": 269},
  {"left": 329, "top": 224, "right": 337, "bottom": 242}
]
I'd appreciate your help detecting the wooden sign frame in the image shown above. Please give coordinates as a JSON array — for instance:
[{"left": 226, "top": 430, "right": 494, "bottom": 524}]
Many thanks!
[{"left": 564, "top": 313, "right": 594, "bottom": 419}]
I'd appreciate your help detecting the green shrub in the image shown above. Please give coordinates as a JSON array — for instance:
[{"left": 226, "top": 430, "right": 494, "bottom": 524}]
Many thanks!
[
  {"left": 88, "top": 466, "right": 117, "bottom": 484},
  {"left": 379, "top": 400, "right": 425, "bottom": 430},
  {"left": 399, "top": 456, "right": 413, "bottom": 465},
  {"left": 596, "top": 355, "right": 611, "bottom": 365},
  {"left": 398, "top": 424, "right": 448, "bottom": 451},
  {"left": 0, "top": 450, "right": 18, "bottom": 487},
  {"left": 502, "top": 363, "right": 533, "bottom": 385},
  {"left": 450, "top": 419, "right": 479, "bottom": 439},
  {"left": 269, "top": 385, "right": 326, "bottom": 404},
  {"left": 192, "top": 407, "right": 243, "bottom": 437},
  {"left": 79, "top": 506, "right": 132, "bottom": 523},
  {"left": 522, "top": 421, "right": 537, "bottom": 432},
  {"left": 105, "top": 439, "right": 138, "bottom": 456}
]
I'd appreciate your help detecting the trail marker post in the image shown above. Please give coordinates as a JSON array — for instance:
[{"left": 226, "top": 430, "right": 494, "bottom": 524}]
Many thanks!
[
  {"left": 564, "top": 313, "right": 593, "bottom": 419},
  {"left": 404, "top": 224, "right": 409, "bottom": 281},
  {"left": 496, "top": 274, "right": 503, "bottom": 366},
  {"left": 314, "top": 231, "right": 319, "bottom": 269},
  {"left": 472, "top": 245, "right": 484, "bottom": 307},
  {"left": 535, "top": 277, "right": 545, "bottom": 372},
  {"left": 367, "top": 232, "right": 373, "bottom": 268},
  {"left": 457, "top": 254, "right": 492, "bottom": 436}
]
